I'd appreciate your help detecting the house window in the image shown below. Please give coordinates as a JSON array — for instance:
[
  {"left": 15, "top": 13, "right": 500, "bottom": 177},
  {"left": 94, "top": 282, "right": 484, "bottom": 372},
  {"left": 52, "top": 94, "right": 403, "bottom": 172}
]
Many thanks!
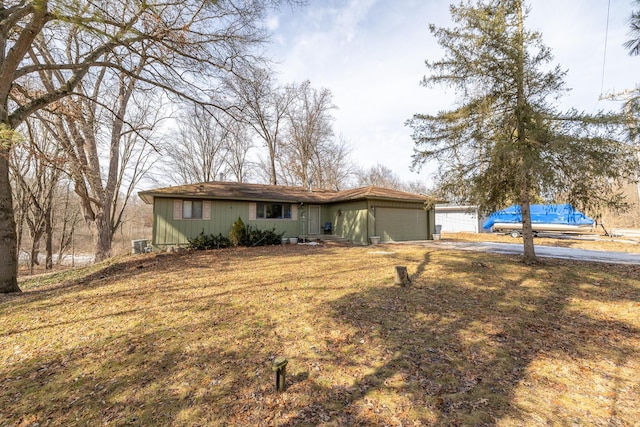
[
  {"left": 173, "top": 199, "right": 211, "bottom": 220},
  {"left": 183, "top": 200, "right": 203, "bottom": 219},
  {"left": 256, "top": 203, "right": 292, "bottom": 219}
]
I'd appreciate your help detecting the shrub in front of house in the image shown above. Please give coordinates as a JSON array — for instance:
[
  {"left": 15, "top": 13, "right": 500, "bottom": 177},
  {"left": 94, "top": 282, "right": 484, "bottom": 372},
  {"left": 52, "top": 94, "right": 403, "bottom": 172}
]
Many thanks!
[
  {"left": 188, "top": 218, "right": 284, "bottom": 250},
  {"left": 239, "top": 225, "right": 284, "bottom": 247},
  {"left": 187, "top": 231, "right": 232, "bottom": 250},
  {"left": 227, "top": 216, "right": 284, "bottom": 247},
  {"left": 229, "top": 217, "right": 245, "bottom": 246}
]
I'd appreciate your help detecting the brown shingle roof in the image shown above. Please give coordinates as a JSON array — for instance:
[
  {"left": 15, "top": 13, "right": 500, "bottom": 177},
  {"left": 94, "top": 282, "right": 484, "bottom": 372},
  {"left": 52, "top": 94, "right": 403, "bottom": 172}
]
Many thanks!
[{"left": 138, "top": 182, "right": 432, "bottom": 204}]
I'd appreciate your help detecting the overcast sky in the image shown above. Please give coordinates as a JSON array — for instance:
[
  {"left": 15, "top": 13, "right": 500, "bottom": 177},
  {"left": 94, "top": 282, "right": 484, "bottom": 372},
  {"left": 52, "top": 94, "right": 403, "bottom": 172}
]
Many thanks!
[{"left": 264, "top": 0, "right": 639, "bottom": 186}]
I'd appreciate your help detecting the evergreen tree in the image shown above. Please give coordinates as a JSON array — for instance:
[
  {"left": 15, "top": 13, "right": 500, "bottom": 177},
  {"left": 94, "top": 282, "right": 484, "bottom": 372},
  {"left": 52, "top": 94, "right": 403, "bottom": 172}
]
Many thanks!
[
  {"left": 408, "top": 0, "right": 637, "bottom": 264},
  {"left": 625, "top": 0, "right": 640, "bottom": 56}
]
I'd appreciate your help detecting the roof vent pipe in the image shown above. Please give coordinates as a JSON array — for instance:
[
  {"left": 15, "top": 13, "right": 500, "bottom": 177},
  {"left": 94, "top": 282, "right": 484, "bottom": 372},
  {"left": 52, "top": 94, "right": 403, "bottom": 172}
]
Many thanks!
[{"left": 309, "top": 178, "right": 313, "bottom": 193}]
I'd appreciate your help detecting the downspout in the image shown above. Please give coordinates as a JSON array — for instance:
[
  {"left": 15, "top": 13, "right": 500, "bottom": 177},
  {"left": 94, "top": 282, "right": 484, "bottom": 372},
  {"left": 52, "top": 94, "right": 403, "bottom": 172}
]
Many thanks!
[
  {"left": 372, "top": 203, "right": 376, "bottom": 238},
  {"left": 423, "top": 198, "right": 434, "bottom": 240},
  {"left": 369, "top": 200, "right": 376, "bottom": 244},
  {"left": 366, "top": 200, "right": 370, "bottom": 244},
  {"left": 299, "top": 202, "right": 304, "bottom": 239}
]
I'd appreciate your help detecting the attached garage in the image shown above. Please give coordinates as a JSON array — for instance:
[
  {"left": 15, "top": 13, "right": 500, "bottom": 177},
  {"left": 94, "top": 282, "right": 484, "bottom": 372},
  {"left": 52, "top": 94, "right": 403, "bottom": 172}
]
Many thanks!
[{"left": 375, "top": 207, "right": 429, "bottom": 242}]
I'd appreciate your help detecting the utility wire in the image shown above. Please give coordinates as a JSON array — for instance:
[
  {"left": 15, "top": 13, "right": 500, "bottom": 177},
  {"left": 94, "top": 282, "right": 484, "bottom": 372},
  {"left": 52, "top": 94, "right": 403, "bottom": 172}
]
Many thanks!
[{"left": 600, "top": 0, "right": 611, "bottom": 98}]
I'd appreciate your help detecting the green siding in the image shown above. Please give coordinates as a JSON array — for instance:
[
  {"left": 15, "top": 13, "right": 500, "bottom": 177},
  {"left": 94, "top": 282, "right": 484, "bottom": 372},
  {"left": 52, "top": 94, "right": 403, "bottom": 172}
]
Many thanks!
[
  {"left": 330, "top": 201, "right": 369, "bottom": 245},
  {"left": 152, "top": 198, "right": 301, "bottom": 248},
  {"left": 302, "top": 205, "right": 336, "bottom": 236},
  {"left": 151, "top": 196, "right": 436, "bottom": 248},
  {"left": 316, "top": 205, "right": 330, "bottom": 234},
  {"left": 368, "top": 200, "right": 434, "bottom": 242},
  {"left": 375, "top": 207, "right": 428, "bottom": 242},
  {"left": 248, "top": 218, "right": 300, "bottom": 239}
]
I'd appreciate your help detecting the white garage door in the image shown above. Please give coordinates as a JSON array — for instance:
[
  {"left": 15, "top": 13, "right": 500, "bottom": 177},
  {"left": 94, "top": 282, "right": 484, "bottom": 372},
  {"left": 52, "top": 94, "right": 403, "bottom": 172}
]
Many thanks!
[
  {"left": 435, "top": 211, "right": 479, "bottom": 233},
  {"left": 376, "top": 208, "right": 428, "bottom": 242}
]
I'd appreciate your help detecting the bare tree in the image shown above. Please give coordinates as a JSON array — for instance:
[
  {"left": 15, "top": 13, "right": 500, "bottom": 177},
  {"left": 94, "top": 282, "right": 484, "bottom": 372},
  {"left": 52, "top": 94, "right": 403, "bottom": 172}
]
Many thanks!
[
  {"left": 403, "top": 180, "right": 430, "bottom": 195},
  {"left": 356, "top": 163, "right": 404, "bottom": 190},
  {"left": 224, "top": 68, "right": 294, "bottom": 185},
  {"left": 1, "top": 0, "right": 288, "bottom": 292},
  {"left": 166, "top": 106, "right": 230, "bottom": 184},
  {"left": 9, "top": 120, "right": 64, "bottom": 272},
  {"left": 309, "top": 135, "right": 355, "bottom": 191},
  {"left": 33, "top": 51, "right": 161, "bottom": 262},
  {"left": 284, "top": 80, "right": 336, "bottom": 189},
  {"left": 223, "top": 119, "right": 255, "bottom": 183},
  {"left": 53, "top": 179, "right": 82, "bottom": 266},
  {"left": 354, "top": 164, "right": 428, "bottom": 194}
]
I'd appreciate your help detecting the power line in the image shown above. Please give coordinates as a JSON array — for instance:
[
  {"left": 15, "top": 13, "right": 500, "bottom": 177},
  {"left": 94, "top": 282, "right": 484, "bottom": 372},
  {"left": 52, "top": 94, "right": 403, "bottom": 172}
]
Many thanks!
[
  {"left": 599, "top": 0, "right": 611, "bottom": 97},
  {"left": 598, "top": 0, "right": 640, "bottom": 102}
]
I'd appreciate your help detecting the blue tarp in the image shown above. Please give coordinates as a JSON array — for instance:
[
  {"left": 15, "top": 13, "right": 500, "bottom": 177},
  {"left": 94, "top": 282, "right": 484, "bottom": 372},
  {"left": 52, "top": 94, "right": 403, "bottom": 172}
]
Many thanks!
[{"left": 482, "top": 204, "right": 594, "bottom": 230}]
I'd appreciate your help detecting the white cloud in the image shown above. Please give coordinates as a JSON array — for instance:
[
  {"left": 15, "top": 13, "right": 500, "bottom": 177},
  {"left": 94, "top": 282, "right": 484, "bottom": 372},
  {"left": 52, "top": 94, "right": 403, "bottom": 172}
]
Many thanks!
[{"left": 265, "top": 14, "right": 280, "bottom": 32}]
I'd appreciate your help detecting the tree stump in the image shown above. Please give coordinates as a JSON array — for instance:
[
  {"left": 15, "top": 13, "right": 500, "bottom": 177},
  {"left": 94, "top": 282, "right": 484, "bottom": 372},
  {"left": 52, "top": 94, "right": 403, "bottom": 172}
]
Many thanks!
[
  {"left": 272, "top": 356, "right": 288, "bottom": 392},
  {"left": 394, "top": 266, "right": 411, "bottom": 286}
]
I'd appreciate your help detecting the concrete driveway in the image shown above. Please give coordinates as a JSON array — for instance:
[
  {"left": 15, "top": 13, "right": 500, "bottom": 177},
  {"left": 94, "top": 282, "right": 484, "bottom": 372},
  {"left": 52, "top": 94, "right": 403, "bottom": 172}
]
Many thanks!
[{"left": 406, "top": 241, "right": 640, "bottom": 265}]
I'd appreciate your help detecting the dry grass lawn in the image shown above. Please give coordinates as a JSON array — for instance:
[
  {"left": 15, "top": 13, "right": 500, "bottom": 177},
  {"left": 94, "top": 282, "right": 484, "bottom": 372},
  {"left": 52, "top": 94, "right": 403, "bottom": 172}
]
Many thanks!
[{"left": 1, "top": 243, "right": 639, "bottom": 426}]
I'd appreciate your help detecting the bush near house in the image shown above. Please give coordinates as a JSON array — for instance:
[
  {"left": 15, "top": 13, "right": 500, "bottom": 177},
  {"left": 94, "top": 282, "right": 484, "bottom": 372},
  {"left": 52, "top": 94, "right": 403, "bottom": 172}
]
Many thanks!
[
  {"left": 239, "top": 225, "right": 284, "bottom": 247},
  {"left": 187, "top": 224, "right": 284, "bottom": 250},
  {"left": 226, "top": 216, "right": 284, "bottom": 247},
  {"left": 187, "top": 231, "right": 232, "bottom": 250},
  {"left": 229, "top": 217, "right": 246, "bottom": 246},
  {"left": 189, "top": 219, "right": 284, "bottom": 251}
]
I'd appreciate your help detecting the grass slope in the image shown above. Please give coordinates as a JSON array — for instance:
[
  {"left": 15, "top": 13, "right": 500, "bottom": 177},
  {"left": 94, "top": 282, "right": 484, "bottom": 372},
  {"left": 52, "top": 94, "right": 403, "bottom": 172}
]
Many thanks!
[{"left": 1, "top": 244, "right": 639, "bottom": 426}]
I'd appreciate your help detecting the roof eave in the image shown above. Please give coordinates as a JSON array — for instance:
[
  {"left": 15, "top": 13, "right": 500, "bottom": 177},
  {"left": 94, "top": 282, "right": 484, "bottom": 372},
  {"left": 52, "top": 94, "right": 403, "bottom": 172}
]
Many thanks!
[
  {"left": 137, "top": 191, "right": 323, "bottom": 204},
  {"left": 138, "top": 192, "right": 154, "bottom": 204},
  {"left": 333, "top": 195, "right": 430, "bottom": 204}
]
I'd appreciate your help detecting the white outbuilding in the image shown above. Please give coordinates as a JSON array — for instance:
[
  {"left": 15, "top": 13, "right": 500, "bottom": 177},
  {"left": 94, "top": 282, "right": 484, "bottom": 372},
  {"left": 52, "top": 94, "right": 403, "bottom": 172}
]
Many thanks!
[{"left": 435, "top": 205, "right": 483, "bottom": 233}]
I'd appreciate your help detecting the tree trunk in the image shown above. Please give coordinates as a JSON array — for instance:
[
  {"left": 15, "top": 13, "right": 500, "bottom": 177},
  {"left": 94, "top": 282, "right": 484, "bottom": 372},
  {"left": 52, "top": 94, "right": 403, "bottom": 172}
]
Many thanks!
[
  {"left": 94, "top": 211, "right": 113, "bottom": 262},
  {"left": 269, "top": 145, "right": 277, "bottom": 185},
  {"left": 520, "top": 184, "right": 537, "bottom": 264},
  {"left": 15, "top": 200, "right": 24, "bottom": 261},
  {"left": 0, "top": 150, "right": 21, "bottom": 293},
  {"left": 57, "top": 186, "right": 76, "bottom": 264},
  {"left": 29, "top": 238, "right": 39, "bottom": 275},
  {"left": 28, "top": 219, "right": 44, "bottom": 272},
  {"left": 45, "top": 206, "right": 53, "bottom": 270},
  {"left": 515, "top": 0, "right": 536, "bottom": 265}
]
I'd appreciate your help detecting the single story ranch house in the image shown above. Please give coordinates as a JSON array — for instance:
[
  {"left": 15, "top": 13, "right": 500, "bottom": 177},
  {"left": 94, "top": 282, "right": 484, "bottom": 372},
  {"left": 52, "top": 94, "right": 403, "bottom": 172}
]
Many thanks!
[{"left": 138, "top": 181, "right": 438, "bottom": 249}]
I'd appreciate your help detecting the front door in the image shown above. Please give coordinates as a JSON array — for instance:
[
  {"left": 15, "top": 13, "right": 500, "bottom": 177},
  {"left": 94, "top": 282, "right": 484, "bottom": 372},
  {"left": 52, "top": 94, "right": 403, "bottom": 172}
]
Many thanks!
[{"left": 308, "top": 205, "right": 321, "bottom": 235}]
